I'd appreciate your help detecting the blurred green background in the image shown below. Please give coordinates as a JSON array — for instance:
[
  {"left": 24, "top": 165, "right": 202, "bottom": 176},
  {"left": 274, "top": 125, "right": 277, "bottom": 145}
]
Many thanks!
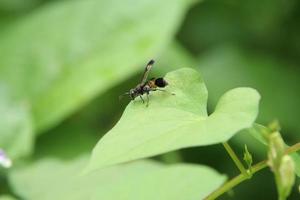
[{"left": 0, "top": 0, "right": 300, "bottom": 199}]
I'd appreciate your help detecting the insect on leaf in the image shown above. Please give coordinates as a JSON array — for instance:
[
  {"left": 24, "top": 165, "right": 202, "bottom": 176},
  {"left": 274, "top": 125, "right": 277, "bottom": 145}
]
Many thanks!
[{"left": 85, "top": 68, "right": 260, "bottom": 173}]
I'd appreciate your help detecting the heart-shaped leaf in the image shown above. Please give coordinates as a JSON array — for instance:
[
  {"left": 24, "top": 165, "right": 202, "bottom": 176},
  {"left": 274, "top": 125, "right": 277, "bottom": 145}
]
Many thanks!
[
  {"left": 9, "top": 156, "right": 226, "bottom": 200},
  {"left": 85, "top": 68, "right": 260, "bottom": 172}
]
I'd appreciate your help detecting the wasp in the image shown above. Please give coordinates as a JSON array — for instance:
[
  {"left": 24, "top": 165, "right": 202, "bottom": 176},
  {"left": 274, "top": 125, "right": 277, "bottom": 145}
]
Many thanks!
[{"left": 120, "top": 59, "right": 172, "bottom": 106}]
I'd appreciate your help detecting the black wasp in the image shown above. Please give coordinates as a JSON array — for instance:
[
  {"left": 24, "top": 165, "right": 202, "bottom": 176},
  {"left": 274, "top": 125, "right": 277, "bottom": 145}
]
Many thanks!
[{"left": 120, "top": 59, "right": 172, "bottom": 106}]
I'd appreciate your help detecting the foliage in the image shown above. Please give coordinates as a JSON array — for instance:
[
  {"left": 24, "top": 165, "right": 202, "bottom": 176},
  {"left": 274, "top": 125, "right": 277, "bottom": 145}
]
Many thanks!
[
  {"left": 0, "top": 0, "right": 300, "bottom": 199},
  {"left": 10, "top": 156, "right": 226, "bottom": 200},
  {"left": 85, "top": 68, "right": 260, "bottom": 172}
]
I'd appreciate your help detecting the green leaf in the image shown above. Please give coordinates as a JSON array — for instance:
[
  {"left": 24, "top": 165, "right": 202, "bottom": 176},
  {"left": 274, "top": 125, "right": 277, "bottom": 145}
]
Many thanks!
[
  {"left": 85, "top": 68, "right": 260, "bottom": 172},
  {"left": 243, "top": 145, "right": 253, "bottom": 170},
  {"left": 0, "top": 86, "right": 33, "bottom": 160},
  {"left": 9, "top": 156, "right": 226, "bottom": 200},
  {"left": 0, "top": 0, "right": 194, "bottom": 133}
]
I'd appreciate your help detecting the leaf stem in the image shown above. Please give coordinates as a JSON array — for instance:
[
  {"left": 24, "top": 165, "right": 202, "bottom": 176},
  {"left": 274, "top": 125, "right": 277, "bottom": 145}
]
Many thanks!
[
  {"left": 286, "top": 143, "right": 300, "bottom": 154},
  {"left": 222, "top": 142, "right": 248, "bottom": 175},
  {"left": 205, "top": 142, "right": 300, "bottom": 200}
]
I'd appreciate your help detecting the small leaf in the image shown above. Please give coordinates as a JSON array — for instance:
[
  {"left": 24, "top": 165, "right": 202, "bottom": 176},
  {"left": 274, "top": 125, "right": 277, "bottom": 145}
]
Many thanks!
[
  {"left": 9, "top": 156, "right": 226, "bottom": 200},
  {"left": 85, "top": 68, "right": 260, "bottom": 172},
  {"left": 243, "top": 145, "right": 253, "bottom": 170}
]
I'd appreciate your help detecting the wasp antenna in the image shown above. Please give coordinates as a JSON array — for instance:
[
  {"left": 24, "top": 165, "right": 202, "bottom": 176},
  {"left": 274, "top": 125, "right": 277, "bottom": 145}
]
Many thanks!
[
  {"left": 119, "top": 92, "right": 129, "bottom": 101},
  {"left": 147, "top": 59, "right": 155, "bottom": 66}
]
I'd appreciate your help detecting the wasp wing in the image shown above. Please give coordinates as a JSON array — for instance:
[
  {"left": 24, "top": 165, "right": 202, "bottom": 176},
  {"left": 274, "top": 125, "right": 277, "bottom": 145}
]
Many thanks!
[{"left": 140, "top": 59, "right": 155, "bottom": 85}]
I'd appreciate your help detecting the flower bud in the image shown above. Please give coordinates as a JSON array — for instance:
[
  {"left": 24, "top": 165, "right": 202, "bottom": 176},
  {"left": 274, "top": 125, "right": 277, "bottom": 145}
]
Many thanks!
[
  {"left": 268, "top": 132, "right": 285, "bottom": 171},
  {"left": 279, "top": 155, "right": 295, "bottom": 198}
]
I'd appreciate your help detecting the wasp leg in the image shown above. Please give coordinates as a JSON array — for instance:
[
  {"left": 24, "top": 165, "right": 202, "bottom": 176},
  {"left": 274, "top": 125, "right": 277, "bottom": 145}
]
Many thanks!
[
  {"left": 119, "top": 92, "right": 130, "bottom": 101},
  {"left": 139, "top": 95, "right": 145, "bottom": 104},
  {"left": 150, "top": 88, "right": 175, "bottom": 95},
  {"left": 146, "top": 93, "right": 150, "bottom": 107}
]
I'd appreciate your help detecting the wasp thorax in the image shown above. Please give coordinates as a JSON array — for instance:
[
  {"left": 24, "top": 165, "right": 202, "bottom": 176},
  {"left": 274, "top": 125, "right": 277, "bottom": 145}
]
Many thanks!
[
  {"left": 155, "top": 78, "right": 168, "bottom": 88},
  {"left": 120, "top": 60, "right": 173, "bottom": 106}
]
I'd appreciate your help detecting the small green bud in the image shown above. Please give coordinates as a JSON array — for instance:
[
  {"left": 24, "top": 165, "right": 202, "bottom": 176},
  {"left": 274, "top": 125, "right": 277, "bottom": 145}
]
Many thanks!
[
  {"left": 279, "top": 155, "right": 295, "bottom": 198},
  {"left": 243, "top": 145, "right": 253, "bottom": 170}
]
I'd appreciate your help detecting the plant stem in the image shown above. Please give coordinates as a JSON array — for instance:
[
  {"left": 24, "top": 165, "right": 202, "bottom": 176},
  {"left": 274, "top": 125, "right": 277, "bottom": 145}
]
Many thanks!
[
  {"left": 286, "top": 143, "right": 300, "bottom": 154},
  {"left": 205, "top": 142, "right": 300, "bottom": 200},
  {"left": 222, "top": 142, "right": 248, "bottom": 175},
  {"left": 205, "top": 160, "right": 267, "bottom": 200}
]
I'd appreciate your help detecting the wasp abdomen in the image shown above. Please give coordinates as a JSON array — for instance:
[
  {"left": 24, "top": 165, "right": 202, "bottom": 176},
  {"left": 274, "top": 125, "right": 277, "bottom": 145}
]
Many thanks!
[{"left": 155, "top": 78, "right": 168, "bottom": 88}]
